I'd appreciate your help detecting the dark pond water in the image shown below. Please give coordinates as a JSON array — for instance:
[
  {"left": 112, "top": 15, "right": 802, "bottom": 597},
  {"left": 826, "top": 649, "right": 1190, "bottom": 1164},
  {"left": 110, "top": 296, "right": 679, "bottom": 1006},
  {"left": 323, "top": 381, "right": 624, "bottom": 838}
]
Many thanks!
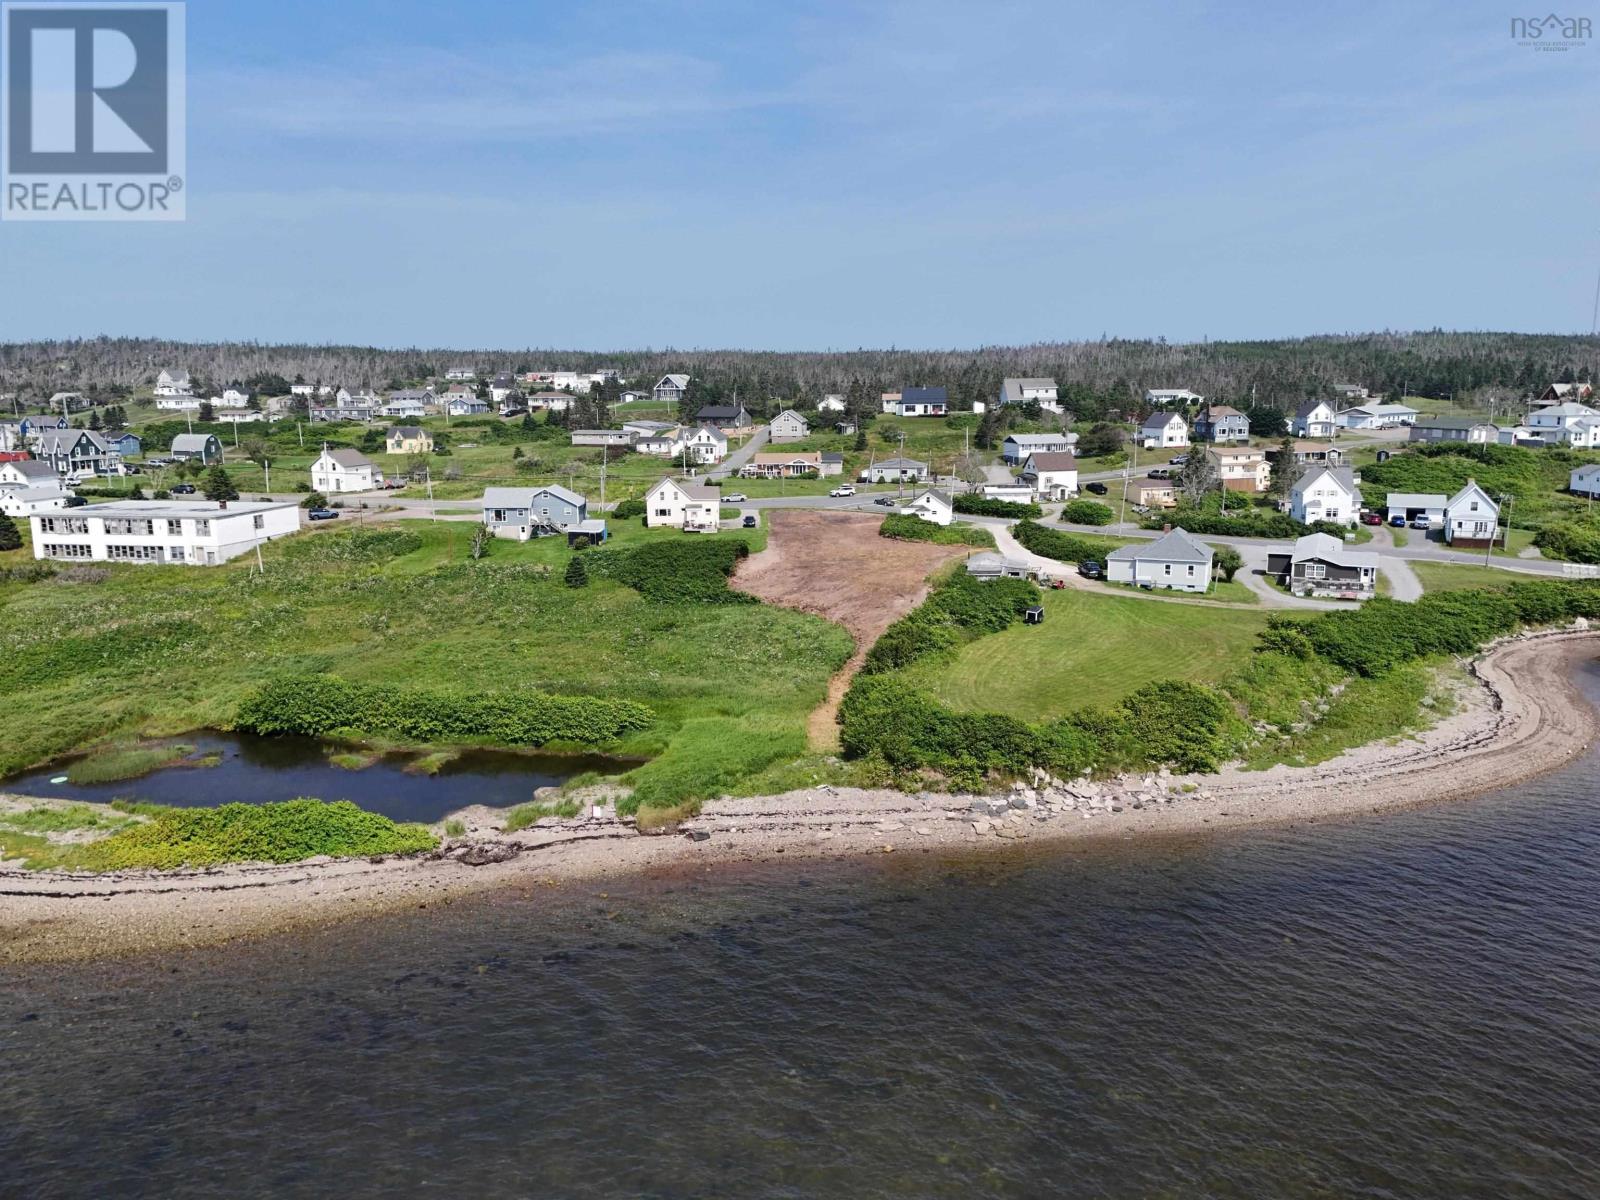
[
  {"left": 2, "top": 732, "right": 635, "bottom": 823},
  {"left": 4, "top": 673, "right": 1600, "bottom": 1197}
]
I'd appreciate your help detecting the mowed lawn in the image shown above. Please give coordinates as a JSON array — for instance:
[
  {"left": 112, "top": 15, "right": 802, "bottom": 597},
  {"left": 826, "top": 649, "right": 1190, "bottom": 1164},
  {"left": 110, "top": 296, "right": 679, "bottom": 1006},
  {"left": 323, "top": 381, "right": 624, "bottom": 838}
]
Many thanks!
[{"left": 908, "top": 587, "right": 1274, "bottom": 719}]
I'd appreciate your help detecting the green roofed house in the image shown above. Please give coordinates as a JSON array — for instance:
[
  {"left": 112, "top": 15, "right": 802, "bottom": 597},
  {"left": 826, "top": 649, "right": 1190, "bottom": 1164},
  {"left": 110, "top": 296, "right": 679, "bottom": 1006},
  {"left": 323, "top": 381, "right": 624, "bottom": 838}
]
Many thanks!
[{"left": 1105, "top": 526, "right": 1214, "bottom": 593}]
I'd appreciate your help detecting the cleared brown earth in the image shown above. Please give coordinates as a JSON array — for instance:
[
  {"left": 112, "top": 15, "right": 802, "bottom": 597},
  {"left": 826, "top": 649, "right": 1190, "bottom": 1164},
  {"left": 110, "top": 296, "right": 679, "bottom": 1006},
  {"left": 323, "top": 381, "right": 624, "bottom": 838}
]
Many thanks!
[{"left": 734, "top": 510, "right": 970, "bottom": 747}]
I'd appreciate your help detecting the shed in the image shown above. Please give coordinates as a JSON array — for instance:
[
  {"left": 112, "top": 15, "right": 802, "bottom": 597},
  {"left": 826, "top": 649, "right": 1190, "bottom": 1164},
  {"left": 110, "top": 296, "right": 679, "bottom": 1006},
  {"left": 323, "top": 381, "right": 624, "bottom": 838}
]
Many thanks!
[{"left": 566, "top": 519, "right": 609, "bottom": 547}]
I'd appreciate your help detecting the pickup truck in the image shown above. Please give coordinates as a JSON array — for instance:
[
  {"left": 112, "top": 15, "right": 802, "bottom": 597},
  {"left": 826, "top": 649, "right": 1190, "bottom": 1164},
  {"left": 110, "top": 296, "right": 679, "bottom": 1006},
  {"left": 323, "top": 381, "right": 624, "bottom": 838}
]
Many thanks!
[{"left": 829, "top": 485, "right": 856, "bottom": 497}]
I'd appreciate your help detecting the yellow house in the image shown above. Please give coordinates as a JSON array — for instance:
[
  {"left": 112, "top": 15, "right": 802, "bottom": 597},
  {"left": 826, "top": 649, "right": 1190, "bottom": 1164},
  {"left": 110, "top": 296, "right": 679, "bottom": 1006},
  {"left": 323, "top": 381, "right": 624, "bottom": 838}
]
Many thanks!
[{"left": 386, "top": 425, "right": 433, "bottom": 454}]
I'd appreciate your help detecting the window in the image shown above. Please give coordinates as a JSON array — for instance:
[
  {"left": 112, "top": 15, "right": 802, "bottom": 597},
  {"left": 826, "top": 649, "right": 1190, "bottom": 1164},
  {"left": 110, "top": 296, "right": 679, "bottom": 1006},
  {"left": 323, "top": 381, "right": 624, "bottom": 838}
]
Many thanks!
[
  {"left": 1163, "top": 564, "right": 1171, "bottom": 576},
  {"left": 654, "top": 508, "right": 671, "bottom": 517},
  {"left": 104, "top": 518, "right": 154, "bottom": 536},
  {"left": 1304, "top": 562, "right": 1326, "bottom": 579},
  {"left": 44, "top": 542, "right": 92, "bottom": 558},
  {"left": 168, "top": 546, "right": 185, "bottom": 562},
  {"left": 195, "top": 519, "right": 210, "bottom": 536},
  {"left": 108, "top": 544, "right": 161, "bottom": 561},
  {"left": 39, "top": 517, "right": 88, "bottom": 535},
  {"left": 167, "top": 519, "right": 183, "bottom": 535}
]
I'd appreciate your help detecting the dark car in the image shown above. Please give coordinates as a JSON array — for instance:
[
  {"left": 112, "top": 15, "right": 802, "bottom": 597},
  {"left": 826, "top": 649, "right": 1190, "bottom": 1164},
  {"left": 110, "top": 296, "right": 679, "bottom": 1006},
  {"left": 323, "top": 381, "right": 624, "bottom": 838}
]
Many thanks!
[
  {"left": 874, "top": 496, "right": 898, "bottom": 506},
  {"left": 742, "top": 515, "right": 758, "bottom": 528},
  {"left": 1078, "top": 560, "right": 1104, "bottom": 579},
  {"left": 307, "top": 508, "right": 339, "bottom": 521},
  {"left": 1086, "top": 481, "right": 1108, "bottom": 495},
  {"left": 63, "top": 495, "right": 87, "bottom": 508},
  {"left": 171, "top": 483, "right": 196, "bottom": 494}
]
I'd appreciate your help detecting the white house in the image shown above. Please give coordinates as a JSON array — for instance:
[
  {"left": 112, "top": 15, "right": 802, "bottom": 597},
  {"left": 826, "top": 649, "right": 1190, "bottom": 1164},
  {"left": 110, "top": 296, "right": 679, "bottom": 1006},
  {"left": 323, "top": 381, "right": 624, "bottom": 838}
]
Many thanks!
[
  {"left": 817, "top": 394, "right": 847, "bottom": 413},
  {"left": 1570, "top": 464, "right": 1600, "bottom": 498},
  {"left": 1444, "top": 479, "right": 1499, "bottom": 548},
  {"left": 644, "top": 477, "right": 720, "bottom": 531},
  {"left": 1105, "top": 527, "right": 1214, "bottom": 593},
  {"left": 860, "top": 457, "right": 929, "bottom": 483},
  {"left": 310, "top": 445, "right": 382, "bottom": 493},
  {"left": 155, "top": 394, "right": 204, "bottom": 411},
  {"left": 1292, "top": 400, "right": 1338, "bottom": 439},
  {"left": 769, "top": 409, "right": 810, "bottom": 443},
  {"left": 1000, "top": 378, "right": 1062, "bottom": 413},
  {"left": 1144, "top": 388, "right": 1202, "bottom": 408},
  {"left": 154, "top": 369, "right": 192, "bottom": 397},
  {"left": 30, "top": 500, "right": 301, "bottom": 566},
  {"left": 1002, "top": 432, "right": 1078, "bottom": 465},
  {"left": 679, "top": 424, "right": 728, "bottom": 464},
  {"left": 1528, "top": 403, "right": 1600, "bottom": 447},
  {"left": 0, "top": 459, "right": 65, "bottom": 489},
  {"left": 1385, "top": 492, "right": 1446, "bottom": 527},
  {"left": 1018, "top": 452, "right": 1078, "bottom": 501},
  {"left": 1290, "top": 463, "right": 1360, "bottom": 527},
  {"left": 445, "top": 366, "right": 477, "bottom": 381},
  {"left": 0, "top": 485, "right": 70, "bottom": 517},
  {"left": 214, "top": 388, "right": 252, "bottom": 409},
  {"left": 901, "top": 487, "right": 954, "bottom": 526},
  {"left": 1139, "top": 411, "right": 1189, "bottom": 450},
  {"left": 381, "top": 389, "right": 434, "bottom": 418},
  {"left": 1337, "top": 403, "right": 1418, "bottom": 430}
]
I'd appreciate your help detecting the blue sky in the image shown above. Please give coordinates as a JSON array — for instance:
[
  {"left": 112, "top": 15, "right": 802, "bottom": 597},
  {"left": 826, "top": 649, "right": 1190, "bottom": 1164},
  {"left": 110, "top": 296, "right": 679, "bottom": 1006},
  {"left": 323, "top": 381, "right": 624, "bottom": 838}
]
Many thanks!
[{"left": 2, "top": 0, "right": 1597, "bottom": 348}]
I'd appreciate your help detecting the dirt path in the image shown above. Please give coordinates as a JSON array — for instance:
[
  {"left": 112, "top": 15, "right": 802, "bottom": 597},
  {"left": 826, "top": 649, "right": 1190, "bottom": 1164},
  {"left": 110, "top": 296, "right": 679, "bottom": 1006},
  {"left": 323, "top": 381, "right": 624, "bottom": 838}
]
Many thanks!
[{"left": 734, "top": 511, "right": 969, "bottom": 748}]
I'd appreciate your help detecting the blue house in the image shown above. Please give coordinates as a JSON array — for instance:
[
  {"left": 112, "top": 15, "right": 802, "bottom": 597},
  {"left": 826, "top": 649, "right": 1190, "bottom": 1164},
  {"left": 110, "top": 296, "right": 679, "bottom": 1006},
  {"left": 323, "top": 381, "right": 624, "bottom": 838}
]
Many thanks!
[
  {"left": 107, "top": 432, "right": 142, "bottom": 459},
  {"left": 482, "top": 485, "right": 588, "bottom": 541}
]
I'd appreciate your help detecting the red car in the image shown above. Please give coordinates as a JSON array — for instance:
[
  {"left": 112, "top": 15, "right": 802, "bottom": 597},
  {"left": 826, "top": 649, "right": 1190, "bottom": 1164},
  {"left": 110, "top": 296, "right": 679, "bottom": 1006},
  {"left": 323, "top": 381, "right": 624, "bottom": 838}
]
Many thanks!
[{"left": 1361, "top": 512, "right": 1384, "bottom": 526}]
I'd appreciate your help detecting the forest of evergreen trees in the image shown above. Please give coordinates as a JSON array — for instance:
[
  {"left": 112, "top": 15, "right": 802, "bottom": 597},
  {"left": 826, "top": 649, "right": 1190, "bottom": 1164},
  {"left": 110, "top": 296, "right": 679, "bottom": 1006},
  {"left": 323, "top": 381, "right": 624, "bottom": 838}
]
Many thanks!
[{"left": 1, "top": 331, "right": 1595, "bottom": 420}]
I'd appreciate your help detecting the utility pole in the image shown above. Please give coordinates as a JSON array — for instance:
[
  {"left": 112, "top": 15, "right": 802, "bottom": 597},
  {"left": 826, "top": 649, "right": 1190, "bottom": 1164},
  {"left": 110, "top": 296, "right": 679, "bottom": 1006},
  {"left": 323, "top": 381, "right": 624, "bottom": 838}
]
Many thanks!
[
  {"left": 600, "top": 445, "right": 608, "bottom": 510},
  {"left": 297, "top": 421, "right": 304, "bottom": 450},
  {"left": 426, "top": 467, "right": 436, "bottom": 521}
]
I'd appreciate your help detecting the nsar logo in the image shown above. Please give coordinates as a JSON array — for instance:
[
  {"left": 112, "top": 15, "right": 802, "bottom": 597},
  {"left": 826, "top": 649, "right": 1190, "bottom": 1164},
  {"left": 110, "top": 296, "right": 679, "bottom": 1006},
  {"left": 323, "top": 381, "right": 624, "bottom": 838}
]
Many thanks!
[{"left": 1, "top": 2, "right": 185, "bottom": 221}]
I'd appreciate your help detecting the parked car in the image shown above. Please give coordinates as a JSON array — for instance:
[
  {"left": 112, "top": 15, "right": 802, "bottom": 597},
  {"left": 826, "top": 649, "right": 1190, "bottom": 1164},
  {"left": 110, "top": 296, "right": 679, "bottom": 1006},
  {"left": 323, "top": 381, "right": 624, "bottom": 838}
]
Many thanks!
[
  {"left": 1086, "top": 481, "right": 1108, "bottom": 495},
  {"left": 874, "top": 496, "right": 898, "bottom": 506},
  {"left": 1409, "top": 517, "right": 1432, "bottom": 530},
  {"left": 742, "top": 515, "right": 758, "bottom": 528},
  {"left": 62, "top": 495, "right": 87, "bottom": 508},
  {"left": 171, "top": 483, "right": 196, "bottom": 494},
  {"left": 1362, "top": 512, "right": 1384, "bottom": 526},
  {"left": 307, "top": 508, "right": 339, "bottom": 521},
  {"left": 1079, "top": 560, "right": 1104, "bottom": 579},
  {"left": 1148, "top": 468, "right": 1170, "bottom": 479},
  {"left": 1389, "top": 513, "right": 1406, "bottom": 527},
  {"left": 1169, "top": 455, "right": 1188, "bottom": 465},
  {"left": 723, "top": 492, "right": 747, "bottom": 503},
  {"left": 829, "top": 485, "right": 855, "bottom": 497}
]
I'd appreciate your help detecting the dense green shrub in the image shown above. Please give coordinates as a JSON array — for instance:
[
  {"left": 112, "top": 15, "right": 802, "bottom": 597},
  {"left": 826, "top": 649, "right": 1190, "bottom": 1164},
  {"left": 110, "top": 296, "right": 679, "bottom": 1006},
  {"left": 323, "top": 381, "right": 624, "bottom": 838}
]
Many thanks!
[
  {"left": 0, "top": 511, "right": 22, "bottom": 551},
  {"left": 1060, "top": 499, "right": 1114, "bottom": 525},
  {"left": 591, "top": 538, "right": 754, "bottom": 604},
  {"left": 879, "top": 515, "right": 994, "bottom": 547},
  {"left": 83, "top": 799, "right": 436, "bottom": 869},
  {"left": 951, "top": 494, "right": 1043, "bottom": 519},
  {"left": 235, "top": 675, "right": 653, "bottom": 745},
  {"left": 1533, "top": 522, "right": 1600, "bottom": 564},
  {"left": 1144, "top": 508, "right": 1336, "bottom": 538},
  {"left": 861, "top": 573, "right": 1037, "bottom": 674},
  {"left": 564, "top": 556, "right": 589, "bottom": 587},
  {"left": 1011, "top": 519, "right": 1109, "bottom": 564},
  {"left": 611, "top": 498, "right": 646, "bottom": 519}
]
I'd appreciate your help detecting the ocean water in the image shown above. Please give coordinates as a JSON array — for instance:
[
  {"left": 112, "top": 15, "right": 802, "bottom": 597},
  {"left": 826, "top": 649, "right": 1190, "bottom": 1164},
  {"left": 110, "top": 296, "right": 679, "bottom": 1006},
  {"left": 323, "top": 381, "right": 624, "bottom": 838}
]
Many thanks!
[{"left": 5, "top": 685, "right": 1600, "bottom": 1197}]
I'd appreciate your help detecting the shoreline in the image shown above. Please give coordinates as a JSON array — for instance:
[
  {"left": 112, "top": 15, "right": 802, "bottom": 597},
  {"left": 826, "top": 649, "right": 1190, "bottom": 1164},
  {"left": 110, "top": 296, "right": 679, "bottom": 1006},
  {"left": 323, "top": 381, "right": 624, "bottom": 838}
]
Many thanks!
[{"left": 3, "top": 629, "right": 1595, "bottom": 966}]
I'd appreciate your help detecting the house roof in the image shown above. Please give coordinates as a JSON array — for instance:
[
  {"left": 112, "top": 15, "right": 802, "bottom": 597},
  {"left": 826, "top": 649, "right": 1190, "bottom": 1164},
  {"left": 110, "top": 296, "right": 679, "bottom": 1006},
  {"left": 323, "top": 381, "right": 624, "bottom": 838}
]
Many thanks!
[
  {"left": 1200, "top": 405, "right": 1246, "bottom": 419},
  {"left": 751, "top": 451, "right": 822, "bottom": 466},
  {"left": 1023, "top": 451, "right": 1078, "bottom": 472},
  {"left": 1005, "top": 432, "right": 1075, "bottom": 446},
  {"left": 648, "top": 476, "right": 719, "bottom": 501},
  {"left": 62, "top": 499, "right": 295, "bottom": 519},
  {"left": 387, "top": 389, "right": 434, "bottom": 402},
  {"left": 900, "top": 386, "right": 948, "bottom": 404},
  {"left": 482, "top": 484, "right": 584, "bottom": 508},
  {"left": 820, "top": 452, "right": 843, "bottom": 464},
  {"left": 37, "top": 429, "right": 111, "bottom": 454},
  {"left": 1572, "top": 464, "right": 1600, "bottom": 481},
  {"left": 6, "top": 485, "right": 70, "bottom": 503},
  {"left": 388, "top": 426, "right": 427, "bottom": 439},
  {"left": 696, "top": 404, "right": 747, "bottom": 420},
  {"left": 1447, "top": 479, "right": 1498, "bottom": 512},
  {"left": 1136, "top": 476, "right": 1175, "bottom": 491},
  {"left": 1000, "top": 378, "right": 1057, "bottom": 403},
  {"left": 1294, "top": 399, "right": 1331, "bottom": 419},
  {"left": 1385, "top": 492, "right": 1447, "bottom": 509},
  {"left": 171, "top": 433, "right": 219, "bottom": 453},
  {"left": 1344, "top": 403, "right": 1419, "bottom": 417},
  {"left": 912, "top": 488, "right": 952, "bottom": 507},
  {"left": 2, "top": 460, "right": 58, "bottom": 480},
  {"left": 1140, "top": 411, "right": 1182, "bottom": 432},
  {"left": 656, "top": 374, "right": 691, "bottom": 389},
  {"left": 870, "top": 457, "right": 928, "bottom": 470},
  {"left": 1145, "top": 388, "right": 1201, "bottom": 401},
  {"left": 1292, "top": 532, "right": 1379, "bottom": 570},
  {"left": 1106, "top": 527, "right": 1213, "bottom": 564},
  {"left": 1412, "top": 416, "right": 1493, "bottom": 431},
  {"left": 320, "top": 447, "right": 374, "bottom": 468},
  {"left": 965, "top": 551, "right": 1028, "bottom": 574},
  {"left": 1536, "top": 402, "right": 1599, "bottom": 418},
  {"left": 1294, "top": 463, "right": 1357, "bottom": 494},
  {"left": 772, "top": 408, "right": 809, "bottom": 425}
]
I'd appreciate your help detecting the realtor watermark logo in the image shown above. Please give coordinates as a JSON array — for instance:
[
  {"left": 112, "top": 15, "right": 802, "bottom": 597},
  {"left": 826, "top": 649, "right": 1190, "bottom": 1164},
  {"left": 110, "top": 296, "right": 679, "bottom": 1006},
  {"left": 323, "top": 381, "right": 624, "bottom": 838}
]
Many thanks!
[
  {"left": 1, "top": 2, "right": 185, "bottom": 220},
  {"left": 1510, "top": 12, "right": 1592, "bottom": 50}
]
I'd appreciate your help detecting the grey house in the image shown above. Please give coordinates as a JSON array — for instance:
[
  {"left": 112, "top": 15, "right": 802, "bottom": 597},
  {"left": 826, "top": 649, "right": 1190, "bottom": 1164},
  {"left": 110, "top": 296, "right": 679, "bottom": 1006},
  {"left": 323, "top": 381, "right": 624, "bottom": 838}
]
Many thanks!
[
  {"left": 1266, "top": 532, "right": 1379, "bottom": 599},
  {"left": 482, "top": 485, "right": 588, "bottom": 541},
  {"left": 1407, "top": 416, "right": 1499, "bottom": 445},
  {"left": 860, "top": 456, "right": 929, "bottom": 483},
  {"left": 1193, "top": 404, "right": 1250, "bottom": 443},
  {"left": 1106, "top": 526, "right": 1213, "bottom": 592}
]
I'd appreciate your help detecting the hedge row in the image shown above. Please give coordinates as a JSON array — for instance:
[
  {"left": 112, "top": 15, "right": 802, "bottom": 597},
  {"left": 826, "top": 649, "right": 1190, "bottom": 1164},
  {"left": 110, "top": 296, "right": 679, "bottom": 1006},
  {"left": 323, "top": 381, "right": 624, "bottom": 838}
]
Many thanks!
[
  {"left": 878, "top": 515, "right": 994, "bottom": 547},
  {"left": 1140, "top": 509, "right": 1342, "bottom": 539},
  {"left": 235, "top": 675, "right": 654, "bottom": 745},
  {"left": 1060, "top": 499, "right": 1115, "bottom": 525},
  {"left": 862, "top": 572, "right": 1039, "bottom": 675},
  {"left": 590, "top": 538, "right": 755, "bottom": 604},
  {"left": 1011, "top": 519, "right": 1113, "bottom": 564},
  {"left": 952, "top": 494, "right": 1043, "bottom": 519},
  {"left": 1533, "top": 522, "right": 1600, "bottom": 565}
]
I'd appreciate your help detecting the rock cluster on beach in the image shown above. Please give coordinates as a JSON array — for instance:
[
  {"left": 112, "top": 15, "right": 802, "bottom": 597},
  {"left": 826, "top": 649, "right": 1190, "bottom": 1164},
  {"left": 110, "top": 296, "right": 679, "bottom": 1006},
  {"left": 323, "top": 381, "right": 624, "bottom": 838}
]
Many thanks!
[{"left": 955, "top": 766, "right": 1215, "bottom": 836}]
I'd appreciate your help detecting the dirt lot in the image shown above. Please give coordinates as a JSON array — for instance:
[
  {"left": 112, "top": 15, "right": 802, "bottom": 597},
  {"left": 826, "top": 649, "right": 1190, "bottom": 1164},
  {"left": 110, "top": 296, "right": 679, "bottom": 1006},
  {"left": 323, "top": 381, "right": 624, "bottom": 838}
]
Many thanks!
[{"left": 734, "top": 510, "right": 969, "bottom": 747}]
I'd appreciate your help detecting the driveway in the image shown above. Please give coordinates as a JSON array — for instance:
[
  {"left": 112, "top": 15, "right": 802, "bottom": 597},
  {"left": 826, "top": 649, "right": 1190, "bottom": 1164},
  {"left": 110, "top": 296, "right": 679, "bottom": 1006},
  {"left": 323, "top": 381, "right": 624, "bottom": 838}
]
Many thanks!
[{"left": 708, "top": 426, "right": 769, "bottom": 479}]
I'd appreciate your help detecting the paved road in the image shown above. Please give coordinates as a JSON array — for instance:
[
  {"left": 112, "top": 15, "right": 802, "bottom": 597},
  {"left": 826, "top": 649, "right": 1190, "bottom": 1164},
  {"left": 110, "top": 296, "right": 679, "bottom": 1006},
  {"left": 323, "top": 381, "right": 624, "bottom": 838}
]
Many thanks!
[{"left": 707, "top": 427, "right": 769, "bottom": 479}]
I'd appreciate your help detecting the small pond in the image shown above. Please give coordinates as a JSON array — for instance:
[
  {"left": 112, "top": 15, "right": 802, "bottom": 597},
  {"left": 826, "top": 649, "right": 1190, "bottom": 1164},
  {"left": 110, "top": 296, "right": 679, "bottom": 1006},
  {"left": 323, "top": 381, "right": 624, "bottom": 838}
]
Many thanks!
[{"left": 2, "top": 732, "right": 640, "bottom": 824}]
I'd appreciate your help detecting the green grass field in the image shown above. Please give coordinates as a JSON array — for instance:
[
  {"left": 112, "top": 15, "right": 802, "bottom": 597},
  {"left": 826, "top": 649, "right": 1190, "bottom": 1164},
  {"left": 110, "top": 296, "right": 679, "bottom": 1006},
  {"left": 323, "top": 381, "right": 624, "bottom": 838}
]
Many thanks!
[
  {"left": 903, "top": 587, "right": 1274, "bottom": 719},
  {"left": 0, "top": 519, "right": 852, "bottom": 814},
  {"left": 1411, "top": 561, "right": 1517, "bottom": 593}
]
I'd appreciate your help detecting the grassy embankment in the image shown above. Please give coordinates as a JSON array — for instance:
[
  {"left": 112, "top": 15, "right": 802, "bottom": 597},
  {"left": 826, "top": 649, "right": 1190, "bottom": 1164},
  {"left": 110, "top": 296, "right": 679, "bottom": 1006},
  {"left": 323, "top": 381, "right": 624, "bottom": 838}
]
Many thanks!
[{"left": 0, "top": 518, "right": 852, "bottom": 836}]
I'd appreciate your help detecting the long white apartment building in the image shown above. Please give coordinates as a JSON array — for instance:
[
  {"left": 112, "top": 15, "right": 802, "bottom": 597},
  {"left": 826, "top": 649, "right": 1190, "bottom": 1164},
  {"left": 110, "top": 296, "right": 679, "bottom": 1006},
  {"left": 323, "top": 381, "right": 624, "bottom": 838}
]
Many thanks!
[{"left": 30, "top": 499, "right": 302, "bottom": 566}]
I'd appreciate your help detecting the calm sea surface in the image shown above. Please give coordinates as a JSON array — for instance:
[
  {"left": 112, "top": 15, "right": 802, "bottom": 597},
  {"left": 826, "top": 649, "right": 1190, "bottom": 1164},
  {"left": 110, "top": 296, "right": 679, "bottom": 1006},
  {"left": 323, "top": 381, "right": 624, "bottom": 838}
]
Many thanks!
[{"left": 5, "top": 671, "right": 1600, "bottom": 1198}]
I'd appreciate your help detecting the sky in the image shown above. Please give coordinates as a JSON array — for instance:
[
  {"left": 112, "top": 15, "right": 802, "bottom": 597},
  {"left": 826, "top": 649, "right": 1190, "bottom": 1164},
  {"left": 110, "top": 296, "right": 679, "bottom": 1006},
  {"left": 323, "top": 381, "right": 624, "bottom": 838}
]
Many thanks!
[{"left": 1, "top": 0, "right": 1597, "bottom": 349}]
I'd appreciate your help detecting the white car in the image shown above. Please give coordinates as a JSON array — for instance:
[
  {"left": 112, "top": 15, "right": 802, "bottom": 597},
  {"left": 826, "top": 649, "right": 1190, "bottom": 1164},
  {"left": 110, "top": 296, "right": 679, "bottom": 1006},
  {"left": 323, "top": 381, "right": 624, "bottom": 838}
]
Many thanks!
[
  {"left": 830, "top": 485, "right": 855, "bottom": 497},
  {"left": 723, "top": 492, "right": 748, "bottom": 503}
]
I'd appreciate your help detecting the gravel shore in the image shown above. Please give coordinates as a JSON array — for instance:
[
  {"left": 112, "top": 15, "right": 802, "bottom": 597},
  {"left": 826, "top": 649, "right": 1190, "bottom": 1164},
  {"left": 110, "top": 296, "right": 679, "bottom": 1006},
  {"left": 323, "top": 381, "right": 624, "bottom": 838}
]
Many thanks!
[{"left": 3, "top": 629, "right": 1595, "bottom": 965}]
